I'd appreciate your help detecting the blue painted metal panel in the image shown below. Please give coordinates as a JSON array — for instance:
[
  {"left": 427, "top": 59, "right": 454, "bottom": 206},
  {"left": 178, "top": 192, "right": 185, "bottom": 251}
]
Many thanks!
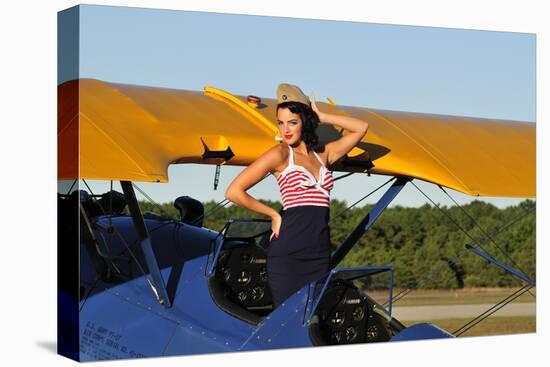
[
  {"left": 162, "top": 324, "right": 234, "bottom": 356},
  {"left": 84, "top": 263, "right": 258, "bottom": 358},
  {"left": 83, "top": 216, "right": 258, "bottom": 358},
  {"left": 250, "top": 309, "right": 313, "bottom": 351},
  {"left": 390, "top": 323, "right": 454, "bottom": 341},
  {"left": 239, "top": 285, "right": 313, "bottom": 351},
  {"left": 79, "top": 211, "right": 459, "bottom": 360},
  {"left": 162, "top": 272, "right": 257, "bottom": 346},
  {"left": 79, "top": 288, "right": 179, "bottom": 360},
  {"left": 89, "top": 216, "right": 209, "bottom": 317},
  {"left": 120, "top": 181, "right": 172, "bottom": 307}
]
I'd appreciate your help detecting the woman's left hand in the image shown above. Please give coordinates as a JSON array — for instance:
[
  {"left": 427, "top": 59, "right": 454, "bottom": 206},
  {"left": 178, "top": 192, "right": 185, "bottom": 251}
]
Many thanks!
[
  {"left": 269, "top": 212, "right": 282, "bottom": 241},
  {"left": 310, "top": 91, "right": 325, "bottom": 123}
]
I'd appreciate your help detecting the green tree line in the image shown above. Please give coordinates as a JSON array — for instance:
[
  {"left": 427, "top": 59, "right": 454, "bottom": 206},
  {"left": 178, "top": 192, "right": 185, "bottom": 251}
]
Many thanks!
[{"left": 137, "top": 198, "right": 535, "bottom": 289}]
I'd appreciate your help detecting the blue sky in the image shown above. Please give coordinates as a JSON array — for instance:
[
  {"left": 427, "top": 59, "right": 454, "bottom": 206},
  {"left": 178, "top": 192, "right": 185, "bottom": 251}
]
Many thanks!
[{"left": 63, "top": 4, "right": 536, "bottom": 209}]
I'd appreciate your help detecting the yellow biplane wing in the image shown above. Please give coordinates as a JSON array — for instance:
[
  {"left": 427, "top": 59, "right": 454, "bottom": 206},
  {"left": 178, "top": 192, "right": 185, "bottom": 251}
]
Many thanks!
[{"left": 58, "top": 78, "right": 535, "bottom": 198}]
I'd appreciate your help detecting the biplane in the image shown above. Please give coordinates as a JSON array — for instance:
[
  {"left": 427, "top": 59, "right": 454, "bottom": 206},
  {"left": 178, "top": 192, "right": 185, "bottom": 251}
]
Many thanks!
[{"left": 57, "top": 78, "right": 536, "bottom": 361}]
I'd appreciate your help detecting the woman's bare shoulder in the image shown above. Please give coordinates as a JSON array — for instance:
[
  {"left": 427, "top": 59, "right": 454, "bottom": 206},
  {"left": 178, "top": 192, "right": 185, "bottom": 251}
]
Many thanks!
[{"left": 263, "top": 143, "right": 288, "bottom": 176}]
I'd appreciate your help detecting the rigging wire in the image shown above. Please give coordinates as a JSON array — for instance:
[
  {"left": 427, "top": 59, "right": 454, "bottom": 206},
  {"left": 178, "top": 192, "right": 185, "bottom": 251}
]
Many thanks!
[
  {"left": 77, "top": 170, "right": 535, "bottom": 335},
  {"left": 329, "top": 176, "right": 396, "bottom": 225},
  {"left": 131, "top": 182, "right": 171, "bottom": 218},
  {"left": 79, "top": 201, "right": 122, "bottom": 278},
  {"left": 411, "top": 181, "right": 494, "bottom": 254},
  {"left": 386, "top": 184, "right": 535, "bottom": 306},
  {"left": 85, "top": 179, "right": 171, "bottom": 303},
  {"left": 412, "top": 182, "right": 536, "bottom": 298},
  {"left": 189, "top": 172, "right": 273, "bottom": 227},
  {"left": 478, "top": 204, "right": 536, "bottom": 244},
  {"left": 95, "top": 168, "right": 356, "bottom": 231},
  {"left": 437, "top": 184, "right": 535, "bottom": 282},
  {"left": 192, "top": 199, "right": 231, "bottom": 227},
  {"left": 332, "top": 172, "right": 355, "bottom": 182},
  {"left": 65, "top": 179, "right": 78, "bottom": 196},
  {"left": 453, "top": 284, "right": 534, "bottom": 336},
  {"left": 80, "top": 179, "right": 150, "bottom": 283}
]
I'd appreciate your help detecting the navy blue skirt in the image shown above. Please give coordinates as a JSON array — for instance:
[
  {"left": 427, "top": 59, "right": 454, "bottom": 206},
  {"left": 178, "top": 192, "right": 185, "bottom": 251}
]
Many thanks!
[{"left": 266, "top": 205, "right": 332, "bottom": 309}]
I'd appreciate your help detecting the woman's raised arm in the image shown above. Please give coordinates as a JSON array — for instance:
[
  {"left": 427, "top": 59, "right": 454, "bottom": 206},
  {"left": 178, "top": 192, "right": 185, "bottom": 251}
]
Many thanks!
[{"left": 310, "top": 92, "right": 369, "bottom": 165}]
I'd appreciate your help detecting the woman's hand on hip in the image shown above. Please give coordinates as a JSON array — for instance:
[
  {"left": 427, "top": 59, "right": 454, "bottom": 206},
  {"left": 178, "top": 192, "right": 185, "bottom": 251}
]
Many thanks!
[{"left": 270, "top": 213, "right": 282, "bottom": 241}]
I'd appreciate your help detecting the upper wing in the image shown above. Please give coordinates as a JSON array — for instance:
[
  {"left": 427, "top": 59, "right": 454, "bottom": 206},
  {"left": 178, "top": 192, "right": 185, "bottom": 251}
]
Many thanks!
[{"left": 58, "top": 78, "right": 535, "bottom": 198}]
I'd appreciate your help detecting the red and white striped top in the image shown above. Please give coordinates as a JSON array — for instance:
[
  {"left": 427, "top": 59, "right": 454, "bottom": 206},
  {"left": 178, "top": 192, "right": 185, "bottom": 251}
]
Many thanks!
[{"left": 275, "top": 144, "right": 334, "bottom": 209}]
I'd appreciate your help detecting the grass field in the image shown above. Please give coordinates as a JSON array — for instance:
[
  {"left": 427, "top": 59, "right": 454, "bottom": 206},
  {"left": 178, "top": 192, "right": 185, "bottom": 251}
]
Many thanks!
[
  {"left": 404, "top": 316, "right": 536, "bottom": 337},
  {"left": 369, "top": 287, "right": 536, "bottom": 306},
  {"left": 376, "top": 287, "right": 537, "bottom": 336}
]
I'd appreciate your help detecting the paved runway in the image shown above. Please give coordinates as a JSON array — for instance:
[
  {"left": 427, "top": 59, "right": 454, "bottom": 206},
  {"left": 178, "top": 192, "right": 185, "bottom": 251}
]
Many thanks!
[{"left": 391, "top": 302, "right": 536, "bottom": 321}]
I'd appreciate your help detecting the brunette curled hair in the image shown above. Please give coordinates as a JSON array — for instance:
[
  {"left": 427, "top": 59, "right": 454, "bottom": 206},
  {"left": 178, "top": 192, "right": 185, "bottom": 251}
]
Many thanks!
[{"left": 276, "top": 101, "right": 321, "bottom": 152}]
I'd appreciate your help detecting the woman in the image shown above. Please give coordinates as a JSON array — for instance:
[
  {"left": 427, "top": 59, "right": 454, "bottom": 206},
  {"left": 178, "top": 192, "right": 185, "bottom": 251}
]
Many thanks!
[{"left": 225, "top": 83, "right": 369, "bottom": 309}]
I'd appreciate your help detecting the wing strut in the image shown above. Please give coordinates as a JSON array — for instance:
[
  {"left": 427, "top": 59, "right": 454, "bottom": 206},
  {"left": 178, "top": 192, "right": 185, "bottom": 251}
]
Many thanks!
[
  {"left": 120, "top": 181, "right": 172, "bottom": 308},
  {"left": 330, "top": 176, "right": 410, "bottom": 268},
  {"left": 437, "top": 184, "right": 535, "bottom": 283},
  {"left": 466, "top": 244, "right": 535, "bottom": 286},
  {"left": 389, "top": 182, "right": 535, "bottom": 306}
]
